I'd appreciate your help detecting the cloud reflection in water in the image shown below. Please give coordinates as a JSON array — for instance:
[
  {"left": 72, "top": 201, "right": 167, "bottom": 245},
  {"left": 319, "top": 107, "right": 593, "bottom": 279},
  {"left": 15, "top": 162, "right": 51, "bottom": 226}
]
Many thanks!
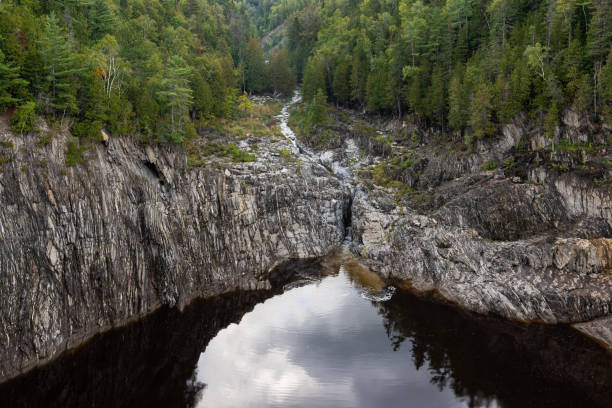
[{"left": 195, "top": 271, "right": 466, "bottom": 408}]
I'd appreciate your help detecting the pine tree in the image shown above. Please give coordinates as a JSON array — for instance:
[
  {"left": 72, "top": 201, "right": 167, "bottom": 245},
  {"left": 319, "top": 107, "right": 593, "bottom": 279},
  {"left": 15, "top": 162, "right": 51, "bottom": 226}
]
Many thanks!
[
  {"left": 268, "top": 48, "right": 296, "bottom": 95},
  {"left": 243, "top": 37, "right": 266, "bottom": 93},
  {"left": 588, "top": 0, "right": 612, "bottom": 115},
  {"left": 428, "top": 66, "right": 446, "bottom": 126},
  {"left": 89, "top": 0, "right": 113, "bottom": 42},
  {"left": 186, "top": 0, "right": 201, "bottom": 18},
  {"left": 469, "top": 80, "right": 496, "bottom": 138},
  {"left": 156, "top": 55, "right": 194, "bottom": 141},
  {"left": 448, "top": 66, "right": 468, "bottom": 131},
  {"left": 366, "top": 56, "right": 393, "bottom": 112},
  {"left": 351, "top": 43, "right": 369, "bottom": 107},
  {"left": 599, "top": 48, "right": 612, "bottom": 124},
  {"left": 302, "top": 57, "right": 326, "bottom": 103},
  {"left": 308, "top": 88, "right": 328, "bottom": 125},
  {"left": 39, "top": 12, "right": 83, "bottom": 115},
  {"left": 332, "top": 60, "right": 352, "bottom": 105},
  {"left": 0, "top": 50, "right": 28, "bottom": 111}
]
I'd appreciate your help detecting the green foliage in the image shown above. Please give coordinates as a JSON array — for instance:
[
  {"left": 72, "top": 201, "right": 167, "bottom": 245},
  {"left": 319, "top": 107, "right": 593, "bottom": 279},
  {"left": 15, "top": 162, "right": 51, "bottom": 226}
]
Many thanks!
[
  {"left": 366, "top": 56, "right": 393, "bottom": 112},
  {"left": 600, "top": 48, "right": 612, "bottom": 124},
  {"left": 267, "top": 48, "right": 296, "bottom": 95},
  {"left": 89, "top": 0, "right": 113, "bottom": 42},
  {"left": 200, "top": 142, "right": 255, "bottom": 162},
  {"left": 469, "top": 81, "right": 496, "bottom": 139},
  {"left": 286, "top": 7, "right": 321, "bottom": 79},
  {"left": 228, "top": 143, "right": 256, "bottom": 162},
  {"left": 0, "top": 50, "right": 28, "bottom": 111},
  {"left": 3, "top": 0, "right": 611, "bottom": 145},
  {"left": 302, "top": 57, "right": 326, "bottom": 103},
  {"left": 65, "top": 138, "right": 88, "bottom": 166},
  {"left": 482, "top": 161, "right": 498, "bottom": 171},
  {"left": 332, "top": 60, "right": 352, "bottom": 105},
  {"left": 9, "top": 102, "right": 37, "bottom": 134},
  {"left": 39, "top": 13, "right": 83, "bottom": 115},
  {"left": 258, "top": 0, "right": 612, "bottom": 131},
  {"left": 156, "top": 55, "right": 194, "bottom": 142},
  {"left": 71, "top": 120, "right": 103, "bottom": 142},
  {"left": 308, "top": 88, "right": 328, "bottom": 126},
  {"left": 0, "top": 0, "right": 256, "bottom": 145},
  {"left": 243, "top": 37, "right": 267, "bottom": 93}
]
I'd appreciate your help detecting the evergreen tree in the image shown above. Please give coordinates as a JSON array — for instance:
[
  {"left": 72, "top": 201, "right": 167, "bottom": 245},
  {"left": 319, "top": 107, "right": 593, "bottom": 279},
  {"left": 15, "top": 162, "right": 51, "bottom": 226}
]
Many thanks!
[
  {"left": 308, "top": 88, "right": 328, "bottom": 125},
  {"left": 243, "top": 37, "right": 266, "bottom": 93},
  {"left": 588, "top": 0, "right": 612, "bottom": 115},
  {"left": 366, "top": 56, "right": 393, "bottom": 112},
  {"left": 469, "top": 80, "right": 496, "bottom": 138},
  {"left": 332, "top": 60, "right": 352, "bottom": 105},
  {"left": 89, "top": 0, "right": 113, "bottom": 42},
  {"left": 0, "top": 50, "right": 28, "bottom": 111},
  {"left": 156, "top": 55, "right": 194, "bottom": 141},
  {"left": 186, "top": 0, "right": 201, "bottom": 18},
  {"left": 351, "top": 39, "right": 370, "bottom": 107},
  {"left": 39, "top": 12, "right": 83, "bottom": 115},
  {"left": 268, "top": 48, "right": 296, "bottom": 95},
  {"left": 599, "top": 48, "right": 612, "bottom": 124},
  {"left": 9, "top": 101, "right": 37, "bottom": 134},
  {"left": 428, "top": 66, "right": 446, "bottom": 126},
  {"left": 448, "top": 65, "right": 468, "bottom": 130},
  {"left": 302, "top": 57, "right": 326, "bottom": 103}
]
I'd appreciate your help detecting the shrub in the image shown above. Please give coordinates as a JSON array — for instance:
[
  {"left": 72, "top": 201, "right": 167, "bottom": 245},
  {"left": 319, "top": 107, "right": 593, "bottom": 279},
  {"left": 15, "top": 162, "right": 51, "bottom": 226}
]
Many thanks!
[
  {"left": 229, "top": 143, "right": 255, "bottom": 162},
  {"left": 65, "top": 139, "right": 87, "bottom": 166},
  {"left": 71, "top": 120, "right": 103, "bottom": 142},
  {"left": 9, "top": 101, "right": 37, "bottom": 134},
  {"left": 482, "top": 161, "right": 498, "bottom": 171}
]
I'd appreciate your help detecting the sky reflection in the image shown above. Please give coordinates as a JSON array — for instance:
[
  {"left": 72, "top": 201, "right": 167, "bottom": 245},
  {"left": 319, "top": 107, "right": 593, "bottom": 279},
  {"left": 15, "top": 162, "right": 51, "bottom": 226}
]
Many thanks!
[{"left": 195, "top": 271, "right": 467, "bottom": 408}]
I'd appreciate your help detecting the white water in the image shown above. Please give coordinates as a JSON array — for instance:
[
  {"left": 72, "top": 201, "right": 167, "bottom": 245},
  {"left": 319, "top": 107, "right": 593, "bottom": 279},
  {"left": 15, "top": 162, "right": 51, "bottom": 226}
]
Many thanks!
[
  {"left": 275, "top": 90, "right": 304, "bottom": 155},
  {"left": 275, "top": 89, "right": 356, "bottom": 184}
]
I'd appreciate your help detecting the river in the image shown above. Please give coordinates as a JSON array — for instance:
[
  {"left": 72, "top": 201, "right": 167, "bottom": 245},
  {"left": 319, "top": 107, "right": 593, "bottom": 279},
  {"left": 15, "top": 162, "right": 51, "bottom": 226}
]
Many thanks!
[{"left": 0, "top": 254, "right": 609, "bottom": 407}]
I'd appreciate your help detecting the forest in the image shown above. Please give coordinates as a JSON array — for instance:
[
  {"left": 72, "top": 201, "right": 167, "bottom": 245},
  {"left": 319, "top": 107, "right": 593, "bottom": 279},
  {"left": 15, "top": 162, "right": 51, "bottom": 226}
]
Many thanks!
[
  {"left": 0, "top": 0, "right": 294, "bottom": 144},
  {"left": 1, "top": 0, "right": 611, "bottom": 143}
]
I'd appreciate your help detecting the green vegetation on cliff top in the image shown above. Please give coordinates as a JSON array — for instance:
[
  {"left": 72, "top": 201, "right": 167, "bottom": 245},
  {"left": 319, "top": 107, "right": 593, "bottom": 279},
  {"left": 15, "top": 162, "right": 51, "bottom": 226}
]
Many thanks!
[{"left": 1, "top": 0, "right": 611, "bottom": 147}]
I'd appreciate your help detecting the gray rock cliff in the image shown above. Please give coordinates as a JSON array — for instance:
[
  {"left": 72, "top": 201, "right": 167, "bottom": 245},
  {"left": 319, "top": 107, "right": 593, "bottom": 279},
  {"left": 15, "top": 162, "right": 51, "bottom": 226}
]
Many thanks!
[{"left": 0, "top": 123, "right": 350, "bottom": 381}]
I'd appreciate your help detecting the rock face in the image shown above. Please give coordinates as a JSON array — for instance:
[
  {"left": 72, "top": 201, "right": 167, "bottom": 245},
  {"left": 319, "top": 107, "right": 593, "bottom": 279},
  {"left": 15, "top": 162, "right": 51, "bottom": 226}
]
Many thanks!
[
  {"left": 351, "top": 179, "right": 612, "bottom": 331},
  {"left": 0, "top": 98, "right": 610, "bottom": 384},
  {"left": 331, "top": 106, "right": 612, "bottom": 347},
  {"left": 0, "top": 125, "right": 350, "bottom": 381}
]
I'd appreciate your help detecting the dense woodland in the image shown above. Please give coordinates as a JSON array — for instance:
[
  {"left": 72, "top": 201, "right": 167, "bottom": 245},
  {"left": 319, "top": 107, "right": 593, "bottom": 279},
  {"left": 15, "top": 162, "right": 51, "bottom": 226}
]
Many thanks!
[
  {"left": 1, "top": 0, "right": 611, "bottom": 144},
  {"left": 0, "top": 0, "right": 294, "bottom": 143},
  {"left": 280, "top": 0, "right": 612, "bottom": 139}
]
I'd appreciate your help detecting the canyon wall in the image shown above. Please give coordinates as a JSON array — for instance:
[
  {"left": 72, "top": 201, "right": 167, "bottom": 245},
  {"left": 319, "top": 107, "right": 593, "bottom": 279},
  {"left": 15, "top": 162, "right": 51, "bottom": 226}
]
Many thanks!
[{"left": 0, "top": 122, "right": 350, "bottom": 381}]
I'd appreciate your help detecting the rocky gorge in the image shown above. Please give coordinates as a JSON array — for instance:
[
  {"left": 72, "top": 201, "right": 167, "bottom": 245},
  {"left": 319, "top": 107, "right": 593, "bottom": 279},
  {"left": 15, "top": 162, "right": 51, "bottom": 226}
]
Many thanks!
[{"left": 0, "top": 94, "right": 610, "bottom": 383}]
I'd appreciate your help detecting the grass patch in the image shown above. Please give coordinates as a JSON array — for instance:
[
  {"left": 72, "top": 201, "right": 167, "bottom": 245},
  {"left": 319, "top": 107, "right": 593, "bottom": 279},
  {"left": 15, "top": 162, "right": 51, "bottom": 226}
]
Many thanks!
[
  {"left": 212, "top": 99, "right": 283, "bottom": 140},
  {"left": 197, "top": 142, "right": 255, "bottom": 163},
  {"left": 482, "top": 161, "right": 498, "bottom": 171}
]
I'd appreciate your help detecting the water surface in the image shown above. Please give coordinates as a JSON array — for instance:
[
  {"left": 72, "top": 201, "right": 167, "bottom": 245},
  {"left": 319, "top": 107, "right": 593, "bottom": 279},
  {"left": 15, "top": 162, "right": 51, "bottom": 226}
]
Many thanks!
[{"left": 0, "top": 261, "right": 610, "bottom": 408}]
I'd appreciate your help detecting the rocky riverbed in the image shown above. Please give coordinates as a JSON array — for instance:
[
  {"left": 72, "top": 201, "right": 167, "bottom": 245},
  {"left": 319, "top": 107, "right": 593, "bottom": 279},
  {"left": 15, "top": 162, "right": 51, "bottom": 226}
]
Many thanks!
[{"left": 0, "top": 94, "right": 610, "bottom": 382}]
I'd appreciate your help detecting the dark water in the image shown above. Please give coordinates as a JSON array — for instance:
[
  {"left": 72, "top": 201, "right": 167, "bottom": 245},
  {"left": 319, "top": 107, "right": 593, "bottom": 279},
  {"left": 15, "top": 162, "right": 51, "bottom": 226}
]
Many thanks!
[{"left": 0, "top": 262, "right": 610, "bottom": 408}]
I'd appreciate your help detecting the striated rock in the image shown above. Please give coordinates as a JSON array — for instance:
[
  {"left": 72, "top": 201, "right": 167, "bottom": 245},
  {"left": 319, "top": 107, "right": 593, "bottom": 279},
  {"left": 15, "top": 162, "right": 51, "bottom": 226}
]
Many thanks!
[
  {"left": 0, "top": 129, "right": 350, "bottom": 382},
  {"left": 351, "top": 187, "right": 612, "bottom": 326}
]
